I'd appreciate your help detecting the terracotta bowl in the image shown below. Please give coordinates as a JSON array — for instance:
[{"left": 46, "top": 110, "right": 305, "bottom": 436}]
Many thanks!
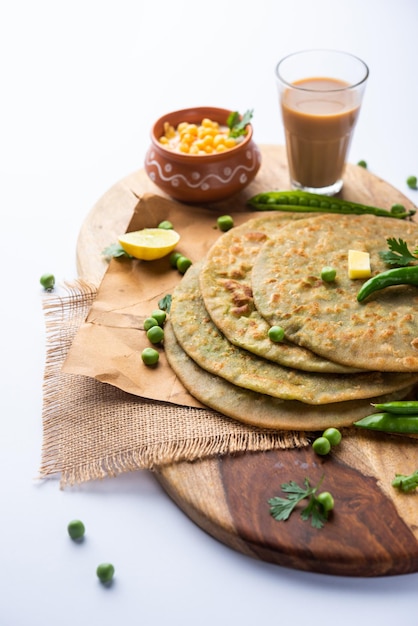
[{"left": 144, "top": 106, "right": 262, "bottom": 203}]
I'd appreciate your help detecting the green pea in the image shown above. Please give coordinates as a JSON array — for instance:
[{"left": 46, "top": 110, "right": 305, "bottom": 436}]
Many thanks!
[
  {"left": 40, "top": 273, "right": 55, "bottom": 290},
  {"left": 141, "top": 347, "right": 159, "bottom": 366},
  {"left": 96, "top": 563, "right": 115, "bottom": 584},
  {"left": 151, "top": 309, "right": 166, "bottom": 326},
  {"left": 176, "top": 255, "right": 192, "bottom": 274},
  {"left": 312, "top": 436, "right": 331, "bottom": 456},
  {"left": 144, "top": 317, "right": 159, "bottom": 331},
  {"left": 158, "top": 220, "right": 174, "bottom": 229},
  {"left": 169, "top": 251, "right": 182, "bottom": 268},
  {"left": 357, "top": 160, "right": 367, "bottom": 168},
  {"left": 320, "top": 266, "right": 336, "bottom": 283},
  {"left": 146, "top": 325, "right": 164, "bottom": 344},
  {"left": 67, "top": 519, "right": 85, "bottom": 541},
  {"left": 217, "top": 215, "right": 234, "bottom": 232},
  {"left": 322, "top": 427, "right": 342, "bottom": 446},
  {"left": 316, "top": 491, "right": 334, "bottom": 512},
  {"left": 407, "top": 175, "right": 417, "bottom": 190},
  {"left": 268, "top": 325, "right": 285, "bottom": 342}
]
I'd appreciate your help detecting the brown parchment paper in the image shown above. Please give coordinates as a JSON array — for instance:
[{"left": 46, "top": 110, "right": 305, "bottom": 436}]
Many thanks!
[{"left": 62, "top": 193, "right": 258, "bottom": 406}]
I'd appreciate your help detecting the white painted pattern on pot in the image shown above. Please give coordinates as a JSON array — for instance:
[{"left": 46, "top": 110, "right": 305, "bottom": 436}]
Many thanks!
[{"left": 145, "top": 149, "right": 260, "bottom": 190}]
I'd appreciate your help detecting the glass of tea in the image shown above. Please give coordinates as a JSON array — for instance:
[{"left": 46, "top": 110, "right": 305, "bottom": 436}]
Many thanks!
[{"left": 276, "top": 49, "right": 369, "bottom": 196}]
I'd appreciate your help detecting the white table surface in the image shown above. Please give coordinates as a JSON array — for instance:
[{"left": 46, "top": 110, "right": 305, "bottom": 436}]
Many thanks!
[{"left": 2, "top": 1, "right": 418, "bottom": 624}]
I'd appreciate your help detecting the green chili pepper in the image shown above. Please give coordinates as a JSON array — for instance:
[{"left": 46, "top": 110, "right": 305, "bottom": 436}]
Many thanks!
[
  {"left": 354, "top": 412, "right": 418, "bottom": 434},
  {"left": 247, "top": 190, "right": 416, "bottom": 220},
  {"left": 371, "top": 401, "right": 418, "bottom": 415},
  {"left": 357, "top": 265, "right": 418, "bottom": 302}
]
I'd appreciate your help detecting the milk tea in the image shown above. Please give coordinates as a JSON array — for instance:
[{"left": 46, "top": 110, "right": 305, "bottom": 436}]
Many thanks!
[{"left": 281, "top": 77, "right": 361, "bottom": 190}]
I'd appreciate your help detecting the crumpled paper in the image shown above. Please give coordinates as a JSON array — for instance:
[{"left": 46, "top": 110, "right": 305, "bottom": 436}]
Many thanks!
[{"left": 63, "top": 193, "right": 256, "bottom": 407}]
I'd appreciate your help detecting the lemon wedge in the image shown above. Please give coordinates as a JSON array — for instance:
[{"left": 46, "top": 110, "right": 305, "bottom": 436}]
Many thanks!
[{"left": 118, "top": 228, "right": 180, "bottom": 261}]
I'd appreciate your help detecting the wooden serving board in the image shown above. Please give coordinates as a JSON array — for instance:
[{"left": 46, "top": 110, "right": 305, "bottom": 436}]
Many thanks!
[{"left": 77, "top": 145, "right": 418, "bottom": 577}]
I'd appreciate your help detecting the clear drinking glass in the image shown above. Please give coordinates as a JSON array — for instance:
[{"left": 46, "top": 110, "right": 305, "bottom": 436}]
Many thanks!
[{"left": 276, "top": 49, "right": 369, "bottom": 195}]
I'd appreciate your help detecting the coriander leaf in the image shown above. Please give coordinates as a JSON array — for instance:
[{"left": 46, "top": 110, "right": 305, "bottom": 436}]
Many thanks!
[
  {"left": 268, "top": 476, "right": 330, "bottom": 529},
  {"left": 268, "top": 496, "right": 300, "bottom": 521},
  {"left": 226, "top": 111, "right": 240, "bottom": 130},
  {"left": 158, "top": 294, "right": 172, "bottom": 312},
  {"left": 379, "top": 237, "right": 418, "bottom": 266},
  {"left": 102, "top": 243, "right": 132, "bottom": 259},
  {"left": 227, "top": 109, "right": 254, "bottom": 138},
  {"left": 301, "top": 497, "right": 327, "bottom": 529},
  {"left": 392, "top": 470, "right": 418, "bottom": 492}
]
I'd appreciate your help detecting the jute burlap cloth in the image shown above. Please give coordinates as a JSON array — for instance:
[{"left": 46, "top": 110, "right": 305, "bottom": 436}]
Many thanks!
[{"left": 40, "top": 281, "right": 307, "bottom": 487}]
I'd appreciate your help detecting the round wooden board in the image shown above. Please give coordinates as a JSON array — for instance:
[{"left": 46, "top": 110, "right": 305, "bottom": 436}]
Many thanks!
[{"left": 77, "top": 145, "right": 418, "bottom": 577}]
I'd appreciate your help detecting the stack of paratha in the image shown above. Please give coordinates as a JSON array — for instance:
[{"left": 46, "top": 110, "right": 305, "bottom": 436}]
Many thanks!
[{"left": 165, "top": 212, "right": 418, "bottom": 431}]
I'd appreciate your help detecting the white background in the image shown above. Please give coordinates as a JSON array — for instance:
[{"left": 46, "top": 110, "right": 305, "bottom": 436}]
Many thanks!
[{"left": 1, "top": 1, "right": 418, "bottom": 625}]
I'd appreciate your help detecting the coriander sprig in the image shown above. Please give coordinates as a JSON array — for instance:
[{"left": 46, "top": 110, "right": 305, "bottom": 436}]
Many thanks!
[
  {"left": 268, "top": 476, "right": 333, "bottom": 529},
  {"left": 379, "top": 237, "right": 418, "bottom": 267},
  {"left": 227, "top": 109, "right": 253, "bottom": 138}
]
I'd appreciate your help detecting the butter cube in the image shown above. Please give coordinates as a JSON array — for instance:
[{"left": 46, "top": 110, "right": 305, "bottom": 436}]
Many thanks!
[{"left": 348, "top": 249, "right": 371, "bottom": 279}]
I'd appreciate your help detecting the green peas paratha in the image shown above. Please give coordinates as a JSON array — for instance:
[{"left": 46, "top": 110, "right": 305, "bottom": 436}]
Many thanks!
[
  {"left": 252, "top": 213, "right": 418, "bottom": 371},
  {"left": 164, "top": 318, "right": 413, "bottom": 431},
  {"left": 199, "top": 213, "right": 360, "bottom": 373},
  {"left": 169, "top": 262, "right": 418, "bottom": 404}
]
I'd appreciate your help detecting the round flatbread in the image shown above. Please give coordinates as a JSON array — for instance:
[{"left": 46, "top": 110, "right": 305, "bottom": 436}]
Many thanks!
[
  {"left": 164, "top": 320, "right": 414, "bottom": 431},
  {"left": 252, "top": 213, "right": 418, "bottom": 371},
  {"left": 169, "top": 262, "right": 418, "bottom": 404},
  {"left": 200, "top": 213, "right": 359, "bottom": 373}
]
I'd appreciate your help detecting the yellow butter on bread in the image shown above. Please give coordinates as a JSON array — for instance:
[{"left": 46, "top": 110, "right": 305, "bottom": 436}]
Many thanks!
[{"left": 348, "top": 249, "right": 371, "bottom": 279}]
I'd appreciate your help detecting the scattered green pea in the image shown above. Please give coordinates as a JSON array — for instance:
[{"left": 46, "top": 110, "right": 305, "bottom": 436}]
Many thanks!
[
  {"left": 357, "top": 160, "right": 367, "bottom": 168},
  {"left": 217, "top": 215, "right": 234, "bottom": 232},
  {"left": 141, "top": 347, "right": 159, "bottom": 366},
  {"left": 67, "top": 519, "right": 85, "bottom": 541},
  {"left": 268, "top": 325, "right": 285, "bottom": 342},
  {"left": 158, "top": 220, "right": 174, "bottom": 229},
  {"left": 320, "top": 266, "right": 336, "bottom": 283},
  {"left": 96, "top": 563, "right": 115, "bottom": 584},
  {"left": 312, "top": 436, "right": 331, "bottom": 456},
  {"left": 322, "top": 427, "right": 342, "bottom": 446},
  {"left": 169, "top": 251, "right": 182, "bottom": 268},
  {"left": 176, "top": 255, "right": 192, "bottom": 274},
  {"left": 151, "top": 309, "right": 166, "bottom": 326},
  {"left": 316, "top": 491, "right": 335, "bottom": 513},
  {"left": 40, "top": 273, "right": 55, "bottom": 290},
  {"left": 143, "top": 317, "right": 159, "bottom": 331},
  {"left": 146, "top": 325, "right": 164, "bottom": 344},
  {"left": 407, "top": 175, "right": 417, "bottom": 190}
]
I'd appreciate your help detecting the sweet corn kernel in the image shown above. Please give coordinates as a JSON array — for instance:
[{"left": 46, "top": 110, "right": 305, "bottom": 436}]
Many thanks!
[
  {"left": 201, "top": 118, "right": 218, "bottom": 128},
  {"left": 186, "top": 124, "right": 198, "bottom": 135},
  {"left": 225, "top": 137, "right": 237, "bottom": 148},
  {"left": 202, "top": 135, "right": 214, "bottom": 147},
  {"left": 181, "top": 132, "right": 195, "bottom": 144},
  {"left": 213, "top": 134, "right": 226, "bottom": 147},
  {"left": 163, "top": 122, "right": 176, "bottom": 138},
  {"left": 178, "top": 142, "right": 191, "bottom": 153},
  {"left": 158, "top": 116, "right": 239, "bottom": 155}
]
